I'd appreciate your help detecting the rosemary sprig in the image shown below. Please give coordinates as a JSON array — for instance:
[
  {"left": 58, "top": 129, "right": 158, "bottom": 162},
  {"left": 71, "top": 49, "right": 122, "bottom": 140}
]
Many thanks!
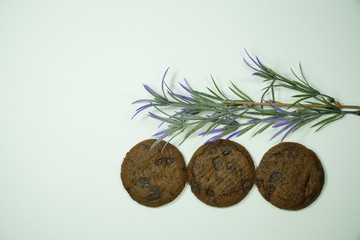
[{"left": 132, "top": 51, "right": 360, "bottom": 148}]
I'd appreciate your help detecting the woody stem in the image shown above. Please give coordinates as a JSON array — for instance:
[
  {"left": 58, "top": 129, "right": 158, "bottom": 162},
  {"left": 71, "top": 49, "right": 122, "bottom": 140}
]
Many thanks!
[{"left": 221, "top": 100, "right": 360, "bottom": 109}]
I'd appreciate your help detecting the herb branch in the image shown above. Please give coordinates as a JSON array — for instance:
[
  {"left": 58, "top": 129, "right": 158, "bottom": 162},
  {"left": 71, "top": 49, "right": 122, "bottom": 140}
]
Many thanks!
[{"left": 132, "top": 51, "right": 360, "bottom": 148}]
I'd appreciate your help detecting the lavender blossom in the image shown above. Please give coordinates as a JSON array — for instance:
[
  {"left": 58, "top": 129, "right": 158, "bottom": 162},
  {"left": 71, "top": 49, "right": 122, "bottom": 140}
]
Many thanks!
[
  {"left": 198, "top": 128, "right": 223, "bottom": 136},
  {"left": 270, "top": 103, "right": 292, "bottom": 115},
  {"left": 204, "top": 132, "right": 225, "bottom": 144},
  {"left": 262, "top": 118, "right": 286, "bottom": 123},
  {"left": 270, "top": 121, "right": 296, "bottom": 141},
  {"left": 143, "top": 84, "right": 160, "bottom": 97},
  {"left": 148, "top": 112, "right": 173, "bottom": 123},
  {"left": 281, "top": 122, "right": 299, "bottom": 141},
  {"left": 152, "top": 129, "right": 169, "bottom": 137},
  {"left": 131, "top": 103, "right": 154, "bottom": 119},
  {"left": 179, "top": 80, "right": 194, "bottom": 96},
  {"left": 227, "top": 116, "right": 239, "bottom": 125},
  {"left": 168, "top": 91, "right": 194, "bottom": 102},
  {"left": 226, "top": 129, "right": 243, "bottom": 140},
  {"left": 272, "top": 120, "right": 292, "bottom": 128}
]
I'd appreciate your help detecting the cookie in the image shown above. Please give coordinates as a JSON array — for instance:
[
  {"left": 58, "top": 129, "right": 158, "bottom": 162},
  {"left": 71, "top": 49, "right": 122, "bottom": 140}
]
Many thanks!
[
  {"left": 256, "top": 142, "right": 325, "bottom": 210},
  {"left": 121, "top": 139, "right": 187, "bottom": 207},
  {"left": 187, "top": 139, "right": 255, "bottom": 207}
]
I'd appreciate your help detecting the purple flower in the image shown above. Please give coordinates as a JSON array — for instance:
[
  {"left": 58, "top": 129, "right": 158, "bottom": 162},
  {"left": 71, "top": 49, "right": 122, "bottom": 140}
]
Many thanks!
[
  {"left": 143, "top": 84, "right": 160, "bottom": 97},
  {"left": 281, "top": 122, "right": 299, "bottom": 142},
  {"left": 158, "top": 110, "right": 190, "bottom": 127},
  {"left": 226, "top": 129, "right": 243, "bottom": 140},
  {"left": 243, "top": 49, "right": 268, "bottom": 71},
  {"left": 247, "top": 119, "right": 259, "bottom": 123},
  {"left": 188, "top": 111, "right": 199, "bottom": 115},
  {"left": 131, "top": 99, "right": 152, "bottom": 104},
  {"left": 181, "top": 110, "right": 190, "bottom": 114},
  {"left": 204, "top": 115, "right": 220, "bottom": 123},
  {"left": 161, "top": 67, "right": 170, "bottom": 97},
  {"left": 270, "top": 103, "right": 292, "bottom": 115},
  {"left": 272, "top": 120, "right": 292, "bottom": 128},
  {"left": 181, "top": 110, "right": 199, "bottom": 118},
  {"left": 153, "top": 130, "right": 170, "bottom": 147},
  {"left": 131, "top": 103, "right": 154, "bottom": 119},
  {"left": 204, "top": 132, "right": 225, "bottom": 144},
  {"left": 179, "top": 79, "right": 194, "bottom": 96},
  {"left": 227, "top": 116, "right": 239, "bottom": 126},
  {"left": 270, "top": 121, "right": 295, "bottom": 141},
  {"left": 198, "top": 128, "right": 223, "bottom": 136},
  {"left": 158, "top": 121, "right": 165, "bottom": 128},
  {"left": 252, "top": 72, "right": 268, "bottom": 78},
  {"left": 162, "top": 67, "right": 170, "bottom": 86},
  {"left": 168, "top": 91, "right": 194, "bottom": 102},
  {"left": 148, "top": 112, "right": 172, "bottom": 123},
  {"left": 210, "top": 128, "right": 223, "bottom": 134},
  {"left": 255, "top": 56, "right": 266, "bottom": 69},
  {"left": 243, "top": 49, "right": 261, "bottom": 70},
  {"left": 183, "top": 78, "right": 191, "bottom": 88},
  {"left": 262, "top": 118, "right": 286, "bottom": 123},
  {"left": 152, "top": 129, "right": 169, "bottom": 137}
]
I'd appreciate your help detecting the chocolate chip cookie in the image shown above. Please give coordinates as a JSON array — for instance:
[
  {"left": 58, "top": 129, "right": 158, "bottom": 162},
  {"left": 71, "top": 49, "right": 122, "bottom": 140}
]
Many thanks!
[
  {"left": 187, "top": 139, "right": 255, "bottom": 207},
  {"left": 121, "top": 139, "right": 187, "bottom": 207},
  {"left": 256, "top": 142, "right": 325, "bottom": 210}
]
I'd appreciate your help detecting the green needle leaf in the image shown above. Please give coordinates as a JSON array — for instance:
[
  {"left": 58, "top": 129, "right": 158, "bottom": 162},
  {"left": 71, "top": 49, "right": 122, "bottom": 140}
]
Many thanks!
[{"left": 211, "top": 75, "right": 227, "bottom": 99}]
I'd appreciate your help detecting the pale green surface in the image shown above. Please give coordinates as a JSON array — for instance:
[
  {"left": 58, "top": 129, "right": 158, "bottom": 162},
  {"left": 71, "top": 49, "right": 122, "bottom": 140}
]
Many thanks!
[{"left": 1, "top": 0, "right": 360, "bottom": 239}]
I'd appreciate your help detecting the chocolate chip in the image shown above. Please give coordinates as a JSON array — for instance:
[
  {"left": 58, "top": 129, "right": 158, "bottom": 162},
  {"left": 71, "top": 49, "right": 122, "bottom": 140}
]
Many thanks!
[
  {"left": 191, "top": 181, "right": 200, "bottom": 194},
  {"left": 221, "top": 146, "right": 231, "bottom": 155},
  {"left": 265, "top": 187, "right": 275, "bottom": 200},
  {"left": 237, "top": 167, "right": 243, "bottom": 177},
  {"left": 212, "top": 157, "right": 221, "bottom": 170},
  {"left": 126, "top": 187, "right": 131, "bottom": 193},
  {"left": 226, "top": 162, "right": 234, "bottom": 170},
  {"left": 155, "top": 158, "right": 165, "bottom": 165},
  {"left": 138, "top": 177, "right": 150, "bottom": 189},
  {"left": 273, "top": 152, "right": 283, "bottom": 158},
  {"left": 215, "top": 176, "right": 222, "bottom": 183},
  {"left": 207, "top": 190, "right": 214, "bottom": 197},
  {"left": 166, "top": 158, "right": 175, "bottom": 166},
  {"left": 146, "top": 189, "right": 163, "bottom": 201},
  {"left": 242, "top": 178, "right": 250, "bottom": 192},
  {"left": 314, "top": 159, "right": 320, "bottom": 167},
  {"left": 169, "top": 191, "right": 174, "bottom": 196},
  {"left": 256, "top": 179, "right": 264, "bottom": 187},
  {"left": 269, "top": 172, "right": 282, "bottom": 182},
  {"left": 213, "top": 157, "right": 221, "bottom": 163},
  {"left": 195, "top": 164, "right": 199, "bottom": 169},
  {"left": 307, "top": 190, "right": 317, "bottom": 199},
  {"left": 149, "top": 186, "right": 157, "bottom": 192},
  {"left": 232, "top": 144, "right": 239, "bottom": 151},
  {"left": 287, "top": 152, "right": 293, "bottom": 157}
]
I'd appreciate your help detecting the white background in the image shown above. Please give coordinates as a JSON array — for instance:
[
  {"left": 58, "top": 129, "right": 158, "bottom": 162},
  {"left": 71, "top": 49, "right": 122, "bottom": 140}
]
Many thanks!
[{"left": 1, "top": 0, "right": 360, "bottom": 239}]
